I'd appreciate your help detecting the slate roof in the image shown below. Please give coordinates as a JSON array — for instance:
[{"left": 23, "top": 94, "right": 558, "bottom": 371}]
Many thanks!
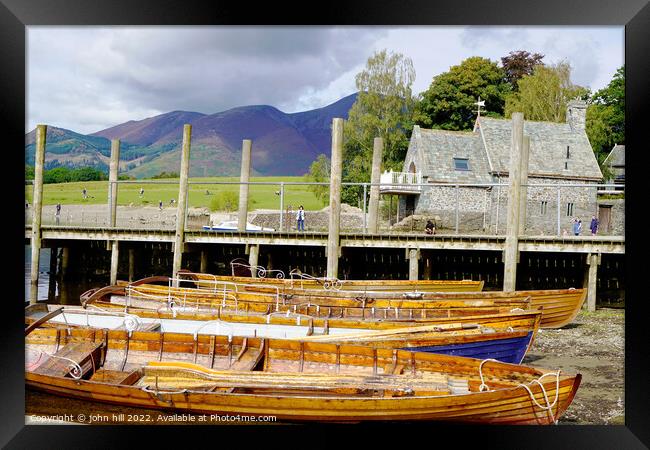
[
  {"left": 477, "top": 117, "right": 602, "bottom": 180},
  {"left": 603, "top": 144, "right": 625, "bottom": 168},
  {"left": 405, "top": 127, "right": 491, "bottom": 183},
  {"left": 405, "top": 114, "right": 603, "bottom": 183}
]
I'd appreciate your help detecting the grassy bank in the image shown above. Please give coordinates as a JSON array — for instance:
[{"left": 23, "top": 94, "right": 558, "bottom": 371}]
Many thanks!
[{"left": 25, "top": 176, "right": 327, "bottom": 211}]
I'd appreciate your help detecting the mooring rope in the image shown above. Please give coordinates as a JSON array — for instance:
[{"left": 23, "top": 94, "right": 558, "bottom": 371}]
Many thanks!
[{"left": 517, "top": 371, "right": 562, "bottom": 425}]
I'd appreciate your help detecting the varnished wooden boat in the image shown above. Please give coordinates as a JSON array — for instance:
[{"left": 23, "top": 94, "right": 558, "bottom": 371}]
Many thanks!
[
  {"left": 184, "top": 266, "right": 485, "bottom": 292},
  {"left": 25, "top": 322, "right": 580, "bottom": 423},
  {"left": 104, "top": 274, "right": 585, "bottom": 328},
  {"left": 82, "top": 283, "right": 534, "bottom": 324},
  {"left": 26, "top": 304, "right": 542, "bottom": 364}
]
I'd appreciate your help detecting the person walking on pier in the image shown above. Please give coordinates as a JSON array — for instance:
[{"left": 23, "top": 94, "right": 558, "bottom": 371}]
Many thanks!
[
  {"left": 55, "top": 203, "right": 61, "bottom": 225},
  {"left": 590, "top": 215, "right": 599, "bottom": 236},
  {"left": 296, "top": 205, "right": 305, "bottom": 232}
]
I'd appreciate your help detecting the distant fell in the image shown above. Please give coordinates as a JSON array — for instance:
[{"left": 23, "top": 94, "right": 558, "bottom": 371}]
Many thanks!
[{"left": 26, "top": 93, "right": 358, "bottom": 177}]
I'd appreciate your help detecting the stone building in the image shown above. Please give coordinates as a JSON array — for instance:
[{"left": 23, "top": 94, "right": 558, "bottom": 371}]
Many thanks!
[{"left": 394, "top": 100, "right": 604, "bottom": 235}]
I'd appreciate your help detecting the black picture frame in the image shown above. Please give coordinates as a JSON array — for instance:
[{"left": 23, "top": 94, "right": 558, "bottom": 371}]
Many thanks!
[{"left": 3, "top": 0, "right": 648, "bottom": 447}]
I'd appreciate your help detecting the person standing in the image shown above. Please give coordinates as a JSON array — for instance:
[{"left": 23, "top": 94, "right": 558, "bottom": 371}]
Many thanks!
[
  {"left": 55, "top": 203, "right": 61, "bottom": 225},
  {"left": 159, "top": 200, "right": 163, "bottom": 211},
  {"left": 590, "top": 215, "right": 599, "bottom": 236},
  {"left": 296, "top": 205, "right": 305, "bottom": 232},
  {"left": 572, "top": 218, "right": 582, "bottom": 236},
  {"left": 139, "top": 187, "right": 144, "bottom": 198},
  {"left": 82, "top": 187, "right": 87, "bottom": 199}
]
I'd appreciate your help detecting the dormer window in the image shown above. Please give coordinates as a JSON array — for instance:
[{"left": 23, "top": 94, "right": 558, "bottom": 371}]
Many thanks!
[{"left": 453, "top": 158, "right": 470, "bottom": 171}]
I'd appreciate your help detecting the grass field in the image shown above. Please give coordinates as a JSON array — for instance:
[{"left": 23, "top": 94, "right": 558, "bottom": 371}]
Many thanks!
[{"left": 25, "top": 176, "right": 328, "bottom": 211}]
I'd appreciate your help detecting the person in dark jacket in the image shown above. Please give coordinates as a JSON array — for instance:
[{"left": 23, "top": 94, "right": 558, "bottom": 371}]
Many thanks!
[
  {"left": 425, "top": 219, "right": 435, "bottom": 235},
  {"left": 590, "top": 215, "right": 599, "bottom": 236}
]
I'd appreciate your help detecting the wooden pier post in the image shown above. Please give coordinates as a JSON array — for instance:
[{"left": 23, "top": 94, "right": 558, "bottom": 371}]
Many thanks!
[
  {"left": 408, "top": 248, "right": 420, "bottom": 281},
  {"left": 108, "top": 139, "right": 120, "bottom": 285},
  {"left": 326, "top": 118, "right": 344, "bottom": 279},
  {"left": 367, "top": 137, "right": 383, "bottom": 234},
  {"left": 128, "top": 248, "right": 135, "bottom": 282},
  {"left": 423, "top": 251, "right": 432, "bottom": 280},
  {"left": 48, "top": 247, "right": 58, "bottom": 301},
  {"left": 249, "top": 244, "right": 260, "bottom": 278},
  {"left": 172, "top": 124, "right": 192, "bottom": 285},
  {"left": 503, "top": 113, "right": 524, "bottom": 292},
  {"left": 29, "top": 124, "right": 47, "bottom": 304},
  {"left": 584, "top": 253, "right": 601, "bottom": 312},
  {"left": 518, "top": 135, "right": 530, "bottom": 235},
  {"left": 200, "top": 249, "right": 208, "bottom": 273},
  {"left": 237, "top": 139, "right": 252, "bottom": 232},
  {"left": 61, "top": 247, "right": 69, "bottom": 279}
]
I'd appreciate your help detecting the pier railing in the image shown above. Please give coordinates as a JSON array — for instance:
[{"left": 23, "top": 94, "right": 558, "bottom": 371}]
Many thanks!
[{"left": 25, "top": 179, "right": 624, "bottom": 238}]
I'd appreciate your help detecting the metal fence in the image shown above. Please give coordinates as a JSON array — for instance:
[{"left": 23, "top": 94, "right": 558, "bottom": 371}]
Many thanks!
[{"left": 25, "top": 179, "right": 625, "bottom": 237}]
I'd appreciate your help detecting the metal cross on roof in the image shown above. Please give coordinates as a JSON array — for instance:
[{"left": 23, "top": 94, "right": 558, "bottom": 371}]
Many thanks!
[{"left": 474, "top": 97, "right": 486, "bottom": 118}]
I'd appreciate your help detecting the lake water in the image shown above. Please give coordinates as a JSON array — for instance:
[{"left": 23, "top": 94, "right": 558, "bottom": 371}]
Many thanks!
[{"left": 24, "top": 245, "right": 97, "bottom": 305}]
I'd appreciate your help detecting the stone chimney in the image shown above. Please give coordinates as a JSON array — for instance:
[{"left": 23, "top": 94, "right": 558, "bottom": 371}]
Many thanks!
[{"left": 566, "top": 99, "right": 587, "bottom": 131}]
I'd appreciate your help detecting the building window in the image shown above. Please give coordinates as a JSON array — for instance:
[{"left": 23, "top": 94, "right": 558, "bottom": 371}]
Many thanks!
[
  {"left": 567, "top": 202, "right": 574, "bottom": 216},
  {"left": 566, "top": 146, "right": 570, "bottom": 159},
  {"left": 453, "top": 158, "right": 469, "bottom": 171},
  {"left": 564, "top": 162, "right": 568, "bottom": 170},
  {"left": 541, "top": 201, "right": 548, "bottom": 215}
]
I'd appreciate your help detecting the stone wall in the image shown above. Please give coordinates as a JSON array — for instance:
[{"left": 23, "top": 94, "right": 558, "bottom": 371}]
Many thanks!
[
  {"left": 597, "top": 197, "right": 625, "bottom": 236},
  {"left": 250, "top": 204, "right": 365, "bottom": 232},
  {"left": 402, "top": 177, "right": 600, "bottom": 235}
]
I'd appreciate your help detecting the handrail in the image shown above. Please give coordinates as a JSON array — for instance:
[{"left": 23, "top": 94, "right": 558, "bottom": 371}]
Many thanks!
[
  {"left": 230, "top": 262, "right": 286, "bottom": 279},
  {"left": 25, "top": 307, "right": 64, "bottom": 336}
]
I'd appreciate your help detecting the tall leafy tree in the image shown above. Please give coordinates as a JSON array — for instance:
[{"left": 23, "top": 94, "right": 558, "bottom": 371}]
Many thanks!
[
  {"left": 305, "top": 154, "right": 331, "bottom": 205},
  {"left": 500, "top": 50, "right": 545, "bottom": 91},
  {"left": 586, "top": 66, "right": 624, "bottom": 162},
  {"left": 415, "top": 56, "right": 511, "bottom": 131},
  {"left": 342, "top": 49, "right": 417, "bottom": 205},
  {"left": 505, "top": 61, "right": 588, "bottom": 122}
]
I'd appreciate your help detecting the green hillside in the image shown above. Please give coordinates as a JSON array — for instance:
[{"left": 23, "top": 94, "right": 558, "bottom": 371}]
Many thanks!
[{"left": 25, "top": 176, "right": 328, "bottom": 211}]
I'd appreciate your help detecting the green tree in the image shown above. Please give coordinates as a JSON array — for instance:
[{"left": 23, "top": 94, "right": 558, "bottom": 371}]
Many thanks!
[
  {"left": 585, "top": 66, "right": 624, "bottom": 162},
  {"left": 500, "top": 50, "right": 545, "bottom": 91},
  {"left": 305, "top": 154, "right": 330, "bottom": 205},
  {"left": 415, "top": 56, "right": 511, "bottom": 131},
  {"left": 343, "top": 49, "right": 417, "bottom": 205},
  {"left": 25, "top": 165, "right": 35, "bottom": 180},
  {"left": 71, "top": 167, "right": 106, "bottom": 182},
  {"left": 43, "top": 167, "right": 73, "bottom": 184},
  {"left": 505, "top": 61, "right": 589, "bottom": 122},
  {"left": 209, "top": 191, "right": 239, "bottom": 212}
]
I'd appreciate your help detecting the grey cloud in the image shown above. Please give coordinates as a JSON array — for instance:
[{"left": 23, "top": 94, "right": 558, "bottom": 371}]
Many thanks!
[{"left": 28, "top": 26, "right": 387, "bottom": 133}]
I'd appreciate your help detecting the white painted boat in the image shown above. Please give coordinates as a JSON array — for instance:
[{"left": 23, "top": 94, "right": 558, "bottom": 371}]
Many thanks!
[{"left": 202, "top": 220, "right": 274, "bottom": 232}]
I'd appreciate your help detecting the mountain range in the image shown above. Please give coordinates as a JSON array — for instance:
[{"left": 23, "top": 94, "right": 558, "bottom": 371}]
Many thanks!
[{"left": 25, "top": 93, "right": 358, "bottom": 177}]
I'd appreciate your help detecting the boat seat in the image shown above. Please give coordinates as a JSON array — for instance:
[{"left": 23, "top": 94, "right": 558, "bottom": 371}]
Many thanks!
[
  {"left": 447, "top": 377, "right": 470, "bottom": 395},
  {"left": 90, "top": 368, "right": 142, "bottom": 385},
  {"left": 33, "top": 341, "right": 103, "bottom": 378}
]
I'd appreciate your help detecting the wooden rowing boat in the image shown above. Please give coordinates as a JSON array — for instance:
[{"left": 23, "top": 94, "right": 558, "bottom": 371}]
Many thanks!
[
  {"left": 25, "top": 322, "right": 580, "bottom": 423},
  {"left": 82, "top": 284, "right": 534, "bottom": 325},
  {"left": 184, "top": 266, "right": 485, "bottom": 292},
  {"left": 26, "top": 304, "right": 542, "bottom": 364},
  {"left": 103, "top": 274, "right": 585, "bottom": 328}
]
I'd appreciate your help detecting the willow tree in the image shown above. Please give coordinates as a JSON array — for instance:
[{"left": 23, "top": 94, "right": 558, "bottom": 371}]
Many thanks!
[
  {"left": 505, "top": 61, "right": 588, "bottom": 122},
  {"left": 342, "top": 49, "right": 417, "bottom": 205}
]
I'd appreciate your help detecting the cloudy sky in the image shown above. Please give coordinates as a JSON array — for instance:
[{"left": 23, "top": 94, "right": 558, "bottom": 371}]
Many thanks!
[{"left": 27, "top": 26, "right": 623, "bottom": 134}]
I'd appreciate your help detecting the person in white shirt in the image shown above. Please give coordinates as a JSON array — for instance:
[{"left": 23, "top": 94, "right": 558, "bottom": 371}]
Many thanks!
[{"left": 296, "top": 205, "right": 305, "bottom": 232}]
